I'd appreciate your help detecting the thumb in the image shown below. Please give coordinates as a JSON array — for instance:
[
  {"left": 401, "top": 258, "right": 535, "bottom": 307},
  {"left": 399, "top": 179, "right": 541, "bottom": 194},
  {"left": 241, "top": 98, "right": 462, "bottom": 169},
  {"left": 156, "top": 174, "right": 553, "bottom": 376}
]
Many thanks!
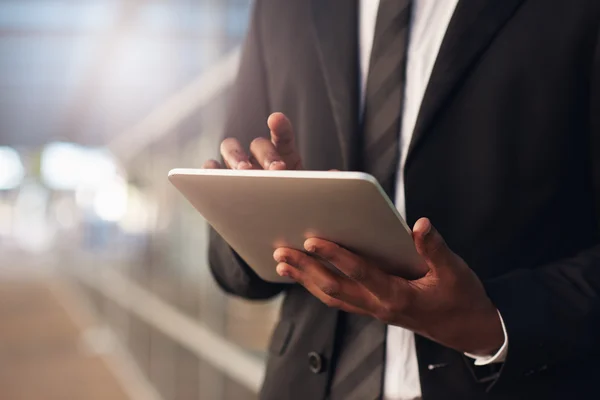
[{"left": 413, "top": 218, "right": 452, "bottom": 268}]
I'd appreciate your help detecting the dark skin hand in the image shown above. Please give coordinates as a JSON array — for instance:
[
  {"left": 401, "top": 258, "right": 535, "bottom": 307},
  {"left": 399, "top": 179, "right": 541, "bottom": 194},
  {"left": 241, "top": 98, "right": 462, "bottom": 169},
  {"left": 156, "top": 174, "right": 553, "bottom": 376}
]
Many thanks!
[
  {"left": 205, "top": 112, "right": 504, "bottom": 357},
  {"left": 203, "top": 112, "right": 302, "bottom": 171}
]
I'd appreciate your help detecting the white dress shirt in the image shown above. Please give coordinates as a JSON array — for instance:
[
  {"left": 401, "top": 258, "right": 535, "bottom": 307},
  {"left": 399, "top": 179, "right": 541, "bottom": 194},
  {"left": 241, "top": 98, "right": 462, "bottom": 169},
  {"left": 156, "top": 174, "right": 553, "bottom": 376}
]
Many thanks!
[{"left": 358, "top": 1, "right": 508, "bottom": 399}]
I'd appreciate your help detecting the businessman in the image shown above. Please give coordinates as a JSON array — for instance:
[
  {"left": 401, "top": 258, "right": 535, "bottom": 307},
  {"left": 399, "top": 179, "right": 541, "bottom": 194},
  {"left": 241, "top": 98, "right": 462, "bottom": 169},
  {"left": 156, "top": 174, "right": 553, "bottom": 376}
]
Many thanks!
[{"left": 205, "top": 1, "right": 600, "bottom": 399}]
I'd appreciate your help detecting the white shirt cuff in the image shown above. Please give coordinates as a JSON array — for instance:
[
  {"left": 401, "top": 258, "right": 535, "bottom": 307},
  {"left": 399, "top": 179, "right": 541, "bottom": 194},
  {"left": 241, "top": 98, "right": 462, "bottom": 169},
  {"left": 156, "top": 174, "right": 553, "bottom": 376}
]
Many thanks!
[{"left": 464, "top": 310, "right": 508, "bottom": 366}]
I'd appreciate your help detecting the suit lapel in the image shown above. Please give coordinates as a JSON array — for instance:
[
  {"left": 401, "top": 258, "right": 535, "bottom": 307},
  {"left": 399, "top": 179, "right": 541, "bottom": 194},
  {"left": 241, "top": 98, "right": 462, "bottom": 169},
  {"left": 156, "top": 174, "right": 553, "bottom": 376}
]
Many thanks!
[
  {"left": 405, "top": 0, "right": 526, "bottom": 169},
  {"left": 311, "top": 0, "right": 360, "bottom": 170}
]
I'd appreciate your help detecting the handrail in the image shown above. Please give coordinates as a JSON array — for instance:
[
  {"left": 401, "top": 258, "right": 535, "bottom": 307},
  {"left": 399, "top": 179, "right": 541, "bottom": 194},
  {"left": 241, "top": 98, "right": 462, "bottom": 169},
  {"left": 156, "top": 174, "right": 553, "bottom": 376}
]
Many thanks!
[{"left": 72, "top": 265, "right": 266, "bottom": 393}]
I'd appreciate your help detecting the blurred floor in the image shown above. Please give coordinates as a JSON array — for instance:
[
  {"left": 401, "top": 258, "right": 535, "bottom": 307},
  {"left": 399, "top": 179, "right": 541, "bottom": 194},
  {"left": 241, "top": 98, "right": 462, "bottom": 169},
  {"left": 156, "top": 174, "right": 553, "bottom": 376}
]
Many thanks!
[{"left": 0, "top": 279, "right": 131, "bottom": 400}]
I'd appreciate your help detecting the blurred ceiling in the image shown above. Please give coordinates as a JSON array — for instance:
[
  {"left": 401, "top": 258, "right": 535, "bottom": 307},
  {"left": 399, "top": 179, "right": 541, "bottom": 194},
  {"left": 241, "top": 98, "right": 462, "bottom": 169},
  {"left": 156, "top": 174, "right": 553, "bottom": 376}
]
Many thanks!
[{"left": 0, "top": 0, "right": 249, "bottom": 149}]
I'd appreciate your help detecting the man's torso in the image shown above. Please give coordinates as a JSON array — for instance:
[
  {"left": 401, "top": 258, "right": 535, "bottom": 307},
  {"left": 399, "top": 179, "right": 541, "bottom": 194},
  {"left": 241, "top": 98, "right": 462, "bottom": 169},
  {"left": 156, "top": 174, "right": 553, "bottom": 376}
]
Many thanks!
[{"left": 249, "top": 1, "right": 600, "bottom": 399}]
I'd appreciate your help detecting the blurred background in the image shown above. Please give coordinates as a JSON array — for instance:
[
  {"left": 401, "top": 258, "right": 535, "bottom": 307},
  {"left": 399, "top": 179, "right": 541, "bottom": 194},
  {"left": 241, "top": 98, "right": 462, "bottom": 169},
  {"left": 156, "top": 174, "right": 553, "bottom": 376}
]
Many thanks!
[{"left": 0, "top": 0, "right": 280, "bottom": 399}]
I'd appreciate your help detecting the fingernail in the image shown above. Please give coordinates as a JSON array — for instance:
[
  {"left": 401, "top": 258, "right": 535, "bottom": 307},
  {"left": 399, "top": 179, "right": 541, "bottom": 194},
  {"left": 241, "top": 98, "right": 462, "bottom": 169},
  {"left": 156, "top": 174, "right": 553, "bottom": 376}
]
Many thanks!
[
  {"left": 269, "top": 160, "right": 285, "bottom": 169},
  {"left": 423, "top": 221, "right": 432, "bottom": 237},
  {"left": 273, "top": 252, "right": 287, "bottom": 263},
  {"left": 276, "top": 264, "right": 289, "bottom": 277},
  {"left": 238, "top": 161, "right": 252, "bottom": 169},
  {"left": 304, "top": 242, "right": 316, "bottom": 253}
]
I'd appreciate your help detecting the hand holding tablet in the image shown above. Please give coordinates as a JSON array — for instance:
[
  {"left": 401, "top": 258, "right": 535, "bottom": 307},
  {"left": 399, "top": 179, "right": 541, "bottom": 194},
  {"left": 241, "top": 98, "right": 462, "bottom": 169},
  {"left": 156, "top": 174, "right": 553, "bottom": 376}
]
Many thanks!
[{"left": 170, "top": 112, "right": 505, "bottom": 357}]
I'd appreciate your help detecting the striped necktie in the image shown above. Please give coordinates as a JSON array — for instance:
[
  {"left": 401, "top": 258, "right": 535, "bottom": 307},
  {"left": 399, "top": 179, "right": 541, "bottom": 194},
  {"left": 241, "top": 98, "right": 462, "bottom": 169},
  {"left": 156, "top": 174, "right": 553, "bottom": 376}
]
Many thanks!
[
  {"left": 329, "top": 1, "right": 413, "bottom": 399},
  {"left": 361, "top": 0, "right": 412, "bottom": 198}
]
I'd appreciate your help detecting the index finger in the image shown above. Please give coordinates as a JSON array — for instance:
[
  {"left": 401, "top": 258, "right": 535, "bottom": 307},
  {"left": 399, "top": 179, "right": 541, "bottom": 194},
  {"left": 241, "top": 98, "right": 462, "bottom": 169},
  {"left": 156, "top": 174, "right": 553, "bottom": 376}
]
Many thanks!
[{"left": 267, "top": 112, "right": 302, "bottom": 170}]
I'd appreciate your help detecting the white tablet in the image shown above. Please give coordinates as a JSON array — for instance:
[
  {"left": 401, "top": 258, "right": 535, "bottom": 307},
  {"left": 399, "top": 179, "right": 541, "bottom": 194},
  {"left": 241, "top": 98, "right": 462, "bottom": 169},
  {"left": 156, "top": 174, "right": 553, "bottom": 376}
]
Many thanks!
[{"left": 168, "top": 169, "right": 426, "bottom": 283}]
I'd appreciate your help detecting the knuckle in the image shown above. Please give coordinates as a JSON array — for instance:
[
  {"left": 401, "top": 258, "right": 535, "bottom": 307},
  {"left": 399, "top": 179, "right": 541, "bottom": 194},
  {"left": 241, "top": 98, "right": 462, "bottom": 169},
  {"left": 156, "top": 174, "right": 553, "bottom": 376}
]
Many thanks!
[
  {"left": 376, "top": 301, "right": 396, "bottom": 322},
  {"left": 220, "top": 139, "right": 243, "bottom": 161},
  {"left": 346, "top": 262, "right": 366, "bottom": 281},
  {"left": 273, "top": 134, "right": 294, "bottom": 146},
  {"left": 428, "top": 242, "right": 445, "bottom": 258},
  {"left": 319, "top": 280, "right": 341, "bottom": 299},
  {"left": 426, "top": 236, "right": 448, "bottom": 258},
  {"left": 319, "top": 242, "right": 340, "bottom": 259},
  {"left": 249, "top": 136, "right": 268, "bottom": 149},
  {"left": 220, "top": 137, "right": 237, "bottom": 150}
]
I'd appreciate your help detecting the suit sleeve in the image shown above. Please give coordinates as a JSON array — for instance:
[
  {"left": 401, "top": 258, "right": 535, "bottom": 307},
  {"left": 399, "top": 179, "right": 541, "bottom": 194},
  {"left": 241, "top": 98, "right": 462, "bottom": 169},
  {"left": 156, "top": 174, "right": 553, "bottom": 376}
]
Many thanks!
[
  {"left": 207, "top": 0, "right": 286, "bottom": 300},
  {"left": 482, "top": 19, "right": 600, "bottom": 391}
]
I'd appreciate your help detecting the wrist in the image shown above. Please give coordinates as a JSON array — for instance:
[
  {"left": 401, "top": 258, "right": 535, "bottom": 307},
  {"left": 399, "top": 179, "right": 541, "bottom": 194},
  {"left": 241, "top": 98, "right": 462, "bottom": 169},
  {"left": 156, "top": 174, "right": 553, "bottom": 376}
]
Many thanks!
[{"left": 466, "top": 305, "right": 505, "bottom": 356}]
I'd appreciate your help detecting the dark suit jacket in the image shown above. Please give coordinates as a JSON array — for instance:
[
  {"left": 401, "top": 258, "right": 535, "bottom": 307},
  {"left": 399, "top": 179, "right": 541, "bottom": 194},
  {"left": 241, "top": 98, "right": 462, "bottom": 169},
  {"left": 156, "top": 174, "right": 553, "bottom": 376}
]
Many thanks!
[{"left": 208, "top": 1, "right": 600, "bottom": 399}]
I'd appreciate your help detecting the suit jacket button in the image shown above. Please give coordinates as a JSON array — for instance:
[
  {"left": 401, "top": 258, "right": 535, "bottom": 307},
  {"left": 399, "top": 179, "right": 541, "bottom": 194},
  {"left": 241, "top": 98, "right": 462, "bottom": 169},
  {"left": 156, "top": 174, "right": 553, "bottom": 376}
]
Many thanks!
[
  {"left": 427, "top": 363, "right": 448, "bottom": 371},
  {"left": 308, "top": 351, "right": 324, "bottom": 374}
]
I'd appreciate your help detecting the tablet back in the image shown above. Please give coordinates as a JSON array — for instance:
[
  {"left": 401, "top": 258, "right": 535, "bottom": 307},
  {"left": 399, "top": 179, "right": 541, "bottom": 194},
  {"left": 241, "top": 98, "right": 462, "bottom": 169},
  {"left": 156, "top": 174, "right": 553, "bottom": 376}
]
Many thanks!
[{"left": 169, "top": 169, "right": 426, "bottom": 283}]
